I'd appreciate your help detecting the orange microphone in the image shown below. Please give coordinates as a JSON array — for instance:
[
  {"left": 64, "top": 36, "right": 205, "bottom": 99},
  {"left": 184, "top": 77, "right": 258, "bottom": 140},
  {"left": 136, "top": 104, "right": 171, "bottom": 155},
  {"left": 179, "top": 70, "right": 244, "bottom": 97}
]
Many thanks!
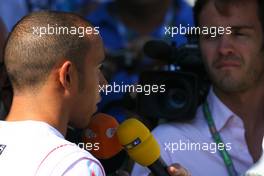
[{"left": 82, "top": 113, "right": 123, "bottom": 159}]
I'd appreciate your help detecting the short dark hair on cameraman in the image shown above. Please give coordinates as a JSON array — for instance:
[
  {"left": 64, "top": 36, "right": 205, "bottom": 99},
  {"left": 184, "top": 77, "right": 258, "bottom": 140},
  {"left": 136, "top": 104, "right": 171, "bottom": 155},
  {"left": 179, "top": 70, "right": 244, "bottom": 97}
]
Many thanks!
[
  {"left": 193, "top": 0, "right": 264, "bottom": 34},
  {"left": 4, "top": 11, "right": 91, "bottom": 94}
]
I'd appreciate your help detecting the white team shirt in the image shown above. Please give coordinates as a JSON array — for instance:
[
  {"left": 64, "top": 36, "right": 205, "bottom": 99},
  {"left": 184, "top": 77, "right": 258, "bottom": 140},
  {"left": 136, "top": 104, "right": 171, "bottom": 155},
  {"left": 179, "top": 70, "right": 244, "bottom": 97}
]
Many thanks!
[{"left": 0, "top": 120, "right": 105, "bottom": 176}]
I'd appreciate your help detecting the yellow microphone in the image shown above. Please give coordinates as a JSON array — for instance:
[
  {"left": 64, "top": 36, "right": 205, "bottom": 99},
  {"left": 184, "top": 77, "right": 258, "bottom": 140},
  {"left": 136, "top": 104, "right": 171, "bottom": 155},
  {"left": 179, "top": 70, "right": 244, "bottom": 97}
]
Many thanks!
[{"left": 116, "top": 118, "right": 169, "bottom": 176}]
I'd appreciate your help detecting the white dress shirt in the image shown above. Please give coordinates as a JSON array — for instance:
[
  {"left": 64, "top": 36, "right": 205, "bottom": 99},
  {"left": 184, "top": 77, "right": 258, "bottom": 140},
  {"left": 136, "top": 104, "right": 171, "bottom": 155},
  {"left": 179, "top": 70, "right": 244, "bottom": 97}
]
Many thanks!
[
  {"left": 245, "top": 132, "right": 264, "bottom": 175},
  {"left": 132, "top": 88, "right": 254, "bottom": 176}
]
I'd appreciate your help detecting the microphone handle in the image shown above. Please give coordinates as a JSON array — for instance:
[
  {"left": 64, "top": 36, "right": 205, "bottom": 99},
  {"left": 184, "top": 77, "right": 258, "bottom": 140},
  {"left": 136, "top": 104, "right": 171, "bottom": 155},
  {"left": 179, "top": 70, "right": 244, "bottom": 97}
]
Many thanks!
[{"left": 148, "top": 157, "right": 169, "bottom": 176}]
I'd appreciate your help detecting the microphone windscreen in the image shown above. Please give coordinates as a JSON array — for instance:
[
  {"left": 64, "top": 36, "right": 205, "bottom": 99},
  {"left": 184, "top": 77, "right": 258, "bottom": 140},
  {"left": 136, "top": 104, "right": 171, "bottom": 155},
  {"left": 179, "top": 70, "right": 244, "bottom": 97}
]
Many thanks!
[
  {"left": 83, "top": 113, "right": 122, "bottom": 159},
  {"left": 116, "top": 118, "right": 160, "bottom": 166}
]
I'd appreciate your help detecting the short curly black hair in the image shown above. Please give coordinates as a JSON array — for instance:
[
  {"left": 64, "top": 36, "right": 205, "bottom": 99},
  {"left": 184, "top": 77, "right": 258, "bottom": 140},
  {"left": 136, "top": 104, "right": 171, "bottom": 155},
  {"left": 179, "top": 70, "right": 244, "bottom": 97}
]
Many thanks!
[
  {"left": 193, "top": 0, "right": 264, "bottom": 32},
  {"left": 4, "top": 11, "right": 93, "bottom": 93}
]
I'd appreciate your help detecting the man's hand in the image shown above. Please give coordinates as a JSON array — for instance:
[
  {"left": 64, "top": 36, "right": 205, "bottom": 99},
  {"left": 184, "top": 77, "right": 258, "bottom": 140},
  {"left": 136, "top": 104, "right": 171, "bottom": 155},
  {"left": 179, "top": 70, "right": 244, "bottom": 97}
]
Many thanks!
[
  {"left": 147, "top": 163, "right": 191, "bottom": 176},
  {"left": 167, "top": 163, "right": 191, "bottom": 176}
]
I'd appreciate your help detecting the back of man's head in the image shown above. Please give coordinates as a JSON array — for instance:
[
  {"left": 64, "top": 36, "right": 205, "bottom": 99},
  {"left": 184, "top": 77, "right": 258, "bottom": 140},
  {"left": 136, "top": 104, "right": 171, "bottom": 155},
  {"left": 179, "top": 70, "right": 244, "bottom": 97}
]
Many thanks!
[{"left": 4, "top": 11, "right": 92, "bottom": 94}]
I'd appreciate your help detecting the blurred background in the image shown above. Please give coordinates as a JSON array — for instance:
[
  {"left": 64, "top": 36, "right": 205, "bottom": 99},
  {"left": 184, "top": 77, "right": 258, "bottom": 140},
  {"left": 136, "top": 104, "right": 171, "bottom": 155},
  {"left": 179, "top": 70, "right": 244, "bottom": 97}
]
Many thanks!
[{"left": 0, "top": 0, "right": 195, "bottom": 31}]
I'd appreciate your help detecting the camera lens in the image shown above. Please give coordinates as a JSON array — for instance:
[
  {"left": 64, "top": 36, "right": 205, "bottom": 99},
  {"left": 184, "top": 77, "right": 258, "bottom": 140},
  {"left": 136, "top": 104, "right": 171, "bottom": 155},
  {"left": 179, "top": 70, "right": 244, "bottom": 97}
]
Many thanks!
[{"left": 167, "top": 89, "right": 187, "bottom": 109}]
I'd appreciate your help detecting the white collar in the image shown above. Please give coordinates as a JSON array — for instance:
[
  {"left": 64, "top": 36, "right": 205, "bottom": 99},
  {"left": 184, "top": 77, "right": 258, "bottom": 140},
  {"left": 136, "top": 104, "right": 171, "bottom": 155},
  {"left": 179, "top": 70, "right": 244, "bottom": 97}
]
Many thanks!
[{"left": 206, "top": 87, "right": 242, "bottom": 132}]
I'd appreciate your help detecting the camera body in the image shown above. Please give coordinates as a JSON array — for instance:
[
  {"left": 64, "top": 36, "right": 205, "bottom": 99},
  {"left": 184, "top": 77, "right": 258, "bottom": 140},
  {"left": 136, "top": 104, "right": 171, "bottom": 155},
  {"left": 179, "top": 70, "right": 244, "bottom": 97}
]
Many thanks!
[{"left": 137, "top": 41, "right": 210, "bottom": 121}]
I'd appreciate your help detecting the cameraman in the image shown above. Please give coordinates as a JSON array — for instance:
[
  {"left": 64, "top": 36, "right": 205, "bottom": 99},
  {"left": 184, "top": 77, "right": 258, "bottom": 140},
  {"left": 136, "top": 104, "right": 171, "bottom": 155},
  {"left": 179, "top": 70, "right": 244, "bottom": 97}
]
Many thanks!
[{"left": 132, "top": 0, "right": 264, "bottom": 175}]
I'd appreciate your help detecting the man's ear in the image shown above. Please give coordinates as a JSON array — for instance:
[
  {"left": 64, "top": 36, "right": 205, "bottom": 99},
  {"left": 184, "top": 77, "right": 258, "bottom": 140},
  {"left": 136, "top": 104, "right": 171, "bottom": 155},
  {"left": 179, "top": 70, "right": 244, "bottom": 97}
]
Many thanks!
[{"left": 59, "top": 61, "right": 77, "bottom": 93}]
